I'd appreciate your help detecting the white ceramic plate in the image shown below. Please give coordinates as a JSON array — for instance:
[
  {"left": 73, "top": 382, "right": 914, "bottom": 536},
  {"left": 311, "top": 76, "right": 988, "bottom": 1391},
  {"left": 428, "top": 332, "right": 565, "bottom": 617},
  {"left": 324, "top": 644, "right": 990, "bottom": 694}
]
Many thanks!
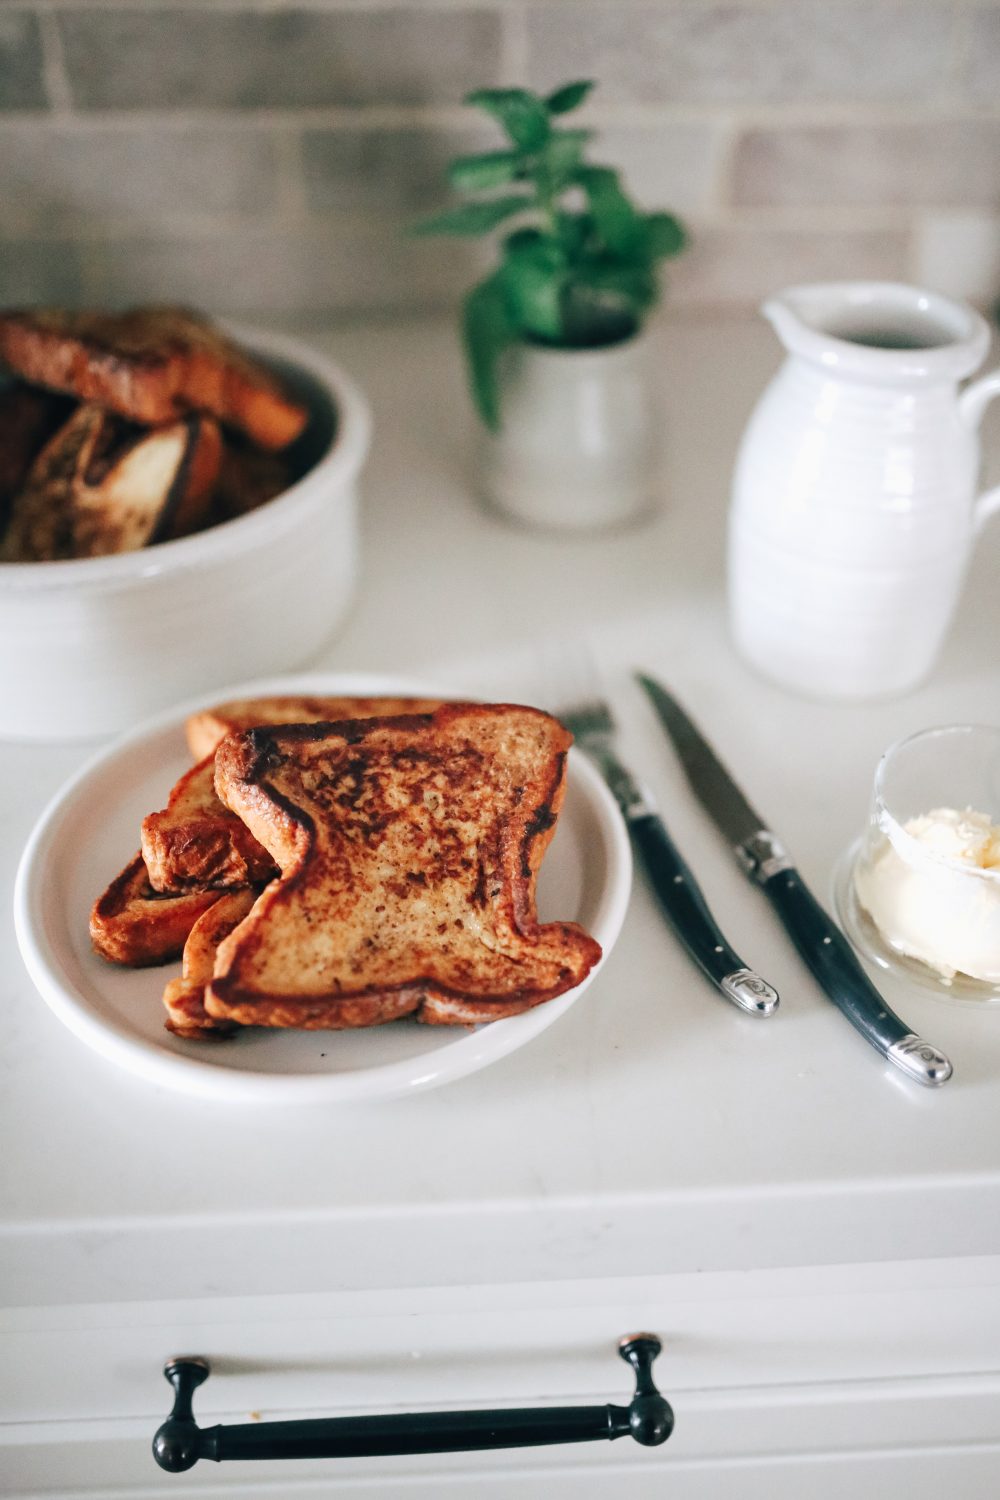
[{"left": 14, "top": 673, "right": 632, "bottom": 1103}]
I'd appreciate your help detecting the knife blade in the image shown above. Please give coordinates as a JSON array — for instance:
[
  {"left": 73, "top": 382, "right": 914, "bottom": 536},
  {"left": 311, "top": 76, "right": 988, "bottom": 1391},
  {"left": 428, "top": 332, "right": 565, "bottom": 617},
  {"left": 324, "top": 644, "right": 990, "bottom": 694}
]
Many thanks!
[{"left": 636, "top": 673, "right": 953, "bottom": 1088}]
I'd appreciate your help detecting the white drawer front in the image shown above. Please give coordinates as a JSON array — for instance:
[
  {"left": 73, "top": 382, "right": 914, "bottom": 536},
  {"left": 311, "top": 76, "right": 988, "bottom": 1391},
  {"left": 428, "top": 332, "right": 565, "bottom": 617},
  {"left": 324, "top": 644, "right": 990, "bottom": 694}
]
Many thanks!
[{"left": 4, "top": 1259, "right": 1000, "bottom": 1495}]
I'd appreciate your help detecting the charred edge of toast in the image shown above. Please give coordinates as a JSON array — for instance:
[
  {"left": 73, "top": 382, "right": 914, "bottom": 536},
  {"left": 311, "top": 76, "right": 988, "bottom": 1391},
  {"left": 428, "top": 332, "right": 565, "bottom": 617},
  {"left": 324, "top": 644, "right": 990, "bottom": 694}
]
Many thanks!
[
  {"left": 142, "top": 817, "right": 277, "bottom": 892},
  {"left": 89, "top": 853, "right": 219, "bottom": 966},
  {"left": 220, "top": 704, "right": 575, "bottom": 905},
  {"left": 163, "top": 888, "right": 260, "bottom": 1038},
  {"left": 164, "top": 978, "right": 238, "bottom": 1041},
  {"left": 189, "top": 697, "right": 447, "bottom": 761},
  {"left": 206, "top": 933, "right": 602, "bottom": 1025},
  {"left": 0, "top": 310, "right": 309, "bottom": 448},
  {"left": 220, "top": 711, "right": 445, "bottom": 827},
  {"left": 243, "top": 710, "right": 443, "bottom": 758},
  {"left": 207, "top": 705, "right": 601, "bottom": 1022}
]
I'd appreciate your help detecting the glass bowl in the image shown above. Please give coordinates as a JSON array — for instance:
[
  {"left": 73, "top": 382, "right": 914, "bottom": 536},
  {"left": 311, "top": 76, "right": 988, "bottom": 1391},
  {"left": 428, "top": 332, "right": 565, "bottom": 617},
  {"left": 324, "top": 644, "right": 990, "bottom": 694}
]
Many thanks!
[{"left": 834, "top": 724, "right": 1000, "bottom": 1004}]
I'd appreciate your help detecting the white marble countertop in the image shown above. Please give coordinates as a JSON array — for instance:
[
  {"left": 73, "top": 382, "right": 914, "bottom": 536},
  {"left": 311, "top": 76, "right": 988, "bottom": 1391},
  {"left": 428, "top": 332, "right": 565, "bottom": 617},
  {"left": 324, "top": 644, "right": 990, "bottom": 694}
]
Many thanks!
[{"left": 3, "top": 313, "right": 1000, "bottom": 1310}]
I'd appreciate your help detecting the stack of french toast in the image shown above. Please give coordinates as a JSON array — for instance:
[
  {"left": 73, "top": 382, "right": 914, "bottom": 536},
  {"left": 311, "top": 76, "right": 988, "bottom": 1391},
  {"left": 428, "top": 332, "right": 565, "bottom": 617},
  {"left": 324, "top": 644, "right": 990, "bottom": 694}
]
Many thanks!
[
  {"left": 0, "top": 307, "right": 310, "bottom": 561},
  {"left": 90, "top": 696, "right": 602, "bottom": 1040}
]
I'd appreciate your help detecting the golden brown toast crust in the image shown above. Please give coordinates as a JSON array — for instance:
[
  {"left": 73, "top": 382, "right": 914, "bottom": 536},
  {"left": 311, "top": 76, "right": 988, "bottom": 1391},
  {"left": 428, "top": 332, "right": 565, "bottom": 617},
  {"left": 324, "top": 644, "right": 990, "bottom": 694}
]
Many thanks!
[
  {"left": 163, "top": 888, "right": 258, "bottom": 1039},
  {"left": 0, "top": 307, "right": 308, "bottom": 450},
  {"left": 0, "top": 384, "right": 73, "bottom": 526},
  {"left": 1, "top": 404, "right": 102, "bottom": 561},
  {"left": 206, "top": 704, "right": 602, "bottom": 1029},
  {"left": 2, "top": 405, "right": 221, "bottom": 561},
  {"left": 141, "top": 754, "right": 277, "bottom": 894},
  {"left": 214, "top": 438, "right": 292, "bottom": 524},
  {"left": 89, "top": 854, "right": 219, "bottom": 967},
  {"left": 144, "top": 699, "right": 447, "bottom": 894},
  {"left": 185, "top": 694, "right": 445, "bottom": 761}
]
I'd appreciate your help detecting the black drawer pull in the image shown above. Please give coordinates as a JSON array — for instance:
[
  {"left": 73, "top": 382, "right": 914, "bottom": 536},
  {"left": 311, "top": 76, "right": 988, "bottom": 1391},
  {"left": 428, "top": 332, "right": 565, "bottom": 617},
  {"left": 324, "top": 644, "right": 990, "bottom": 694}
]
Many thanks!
[{"left": 153, "top": 1333, "right": 673, "bottom": 1471}]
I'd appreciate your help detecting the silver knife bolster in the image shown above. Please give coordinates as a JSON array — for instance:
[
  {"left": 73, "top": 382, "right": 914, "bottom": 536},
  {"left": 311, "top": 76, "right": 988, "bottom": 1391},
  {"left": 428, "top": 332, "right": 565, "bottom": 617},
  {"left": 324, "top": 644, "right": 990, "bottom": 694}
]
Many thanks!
[
  {"left": 590, "top": 750, "right": 658, "bottom": 823},
  {"left": 736, "top": 829, "right": 794, "bottom": 883}
]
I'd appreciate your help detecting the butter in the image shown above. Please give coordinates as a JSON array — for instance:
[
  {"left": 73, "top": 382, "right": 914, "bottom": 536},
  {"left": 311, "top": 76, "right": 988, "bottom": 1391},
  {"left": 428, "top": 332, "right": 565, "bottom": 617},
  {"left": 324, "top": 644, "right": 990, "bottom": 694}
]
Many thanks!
[{"left": 854, "top": 806, "right": 1000, "bottom": 983}]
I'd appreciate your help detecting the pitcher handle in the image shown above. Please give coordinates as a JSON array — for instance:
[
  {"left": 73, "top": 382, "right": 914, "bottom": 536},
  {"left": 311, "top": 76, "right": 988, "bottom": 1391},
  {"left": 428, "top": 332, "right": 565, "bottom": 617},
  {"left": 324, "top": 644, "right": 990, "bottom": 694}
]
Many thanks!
[{"left": 960, "top": 368, "right": 1000, "bottom": 534}]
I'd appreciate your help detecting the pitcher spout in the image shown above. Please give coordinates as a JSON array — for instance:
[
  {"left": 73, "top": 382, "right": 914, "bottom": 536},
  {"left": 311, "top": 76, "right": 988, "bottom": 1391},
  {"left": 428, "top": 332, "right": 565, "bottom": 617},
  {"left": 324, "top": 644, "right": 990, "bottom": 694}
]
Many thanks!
[
  {"left": 760, "top": 281, "right": 990, "bottom": 382},
  {"left": 760, "top": 293, "right": 804, "bottom": 355}
]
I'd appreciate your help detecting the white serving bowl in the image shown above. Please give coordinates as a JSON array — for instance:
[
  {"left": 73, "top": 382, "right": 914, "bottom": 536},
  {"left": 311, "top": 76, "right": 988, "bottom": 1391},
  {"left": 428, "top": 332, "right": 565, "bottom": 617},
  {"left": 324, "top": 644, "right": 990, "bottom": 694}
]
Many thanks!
[{"left": 0, "top": 324, "right": 371, "bottom": 741}]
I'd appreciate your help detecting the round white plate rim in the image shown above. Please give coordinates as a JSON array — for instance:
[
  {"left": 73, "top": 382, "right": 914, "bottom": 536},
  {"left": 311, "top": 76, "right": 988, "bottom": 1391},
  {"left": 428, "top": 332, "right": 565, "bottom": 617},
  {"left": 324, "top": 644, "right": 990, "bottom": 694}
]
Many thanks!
[{"left": 14, "top": 672, "right": 633, "bottom": 1103}]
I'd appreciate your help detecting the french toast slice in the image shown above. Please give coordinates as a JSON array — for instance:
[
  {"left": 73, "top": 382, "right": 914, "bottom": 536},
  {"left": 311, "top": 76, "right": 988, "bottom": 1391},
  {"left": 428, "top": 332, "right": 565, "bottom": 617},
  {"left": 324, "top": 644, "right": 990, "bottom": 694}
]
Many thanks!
[
  {"left": 1, "top": 404, "right": 102, "bottom": 560},
  {"left": 206, "top": 704, "right": 602, "bottom": 1029},
  {"left": 141, "top": 754, "right": 278, "bottom": 893},
  {"left": 0, "top": 383, "right": 74, "bottom": 535},
  {"left": 0, "top": 306, "right": 308, "bottom": 450},
  {"left": 162, "top": 888, "right": 258, "bottom": 1039},
  {"left": 214, "top": 436, "right": 292, "bottom": 524},
  {"left": 143, "top": 698, "right": 448, "bottom": 894},
  {"left": 2, "top": 405, "right": 221, "bottom": 560},
  {"left": 185, "top": 694, "right": 445, "bottom": 761},
  {"left": 90, "top": 854, "right": 219, "bottom": 967},
  {"left": 72, "top": 411, "right": 221, "bottom": 556}
]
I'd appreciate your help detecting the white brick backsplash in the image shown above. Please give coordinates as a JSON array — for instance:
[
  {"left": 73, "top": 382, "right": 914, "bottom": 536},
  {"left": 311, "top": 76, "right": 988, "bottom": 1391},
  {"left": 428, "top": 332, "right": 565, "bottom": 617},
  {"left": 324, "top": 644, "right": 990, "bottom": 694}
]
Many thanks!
[
  {"left": 589, "top": 123, "right": 726, "bottom": 215},
  {"left": 669, "top": 224, "right": 910, "bottom": 309},
  {"left": 0, "top": 122, "right": 282, "bottom": 231},
  {"left": 735, "top": 122, "right": 1000, "bottom": 210},
  {"left": 527, "top": 1, "right": 954, "bottom": 106},
  {"left": 0, "top": 2, "right": 992, "bottom": 316},
  {"left": 915, "top": 212, "right": 1000, "bottom": 308},
  {"left": 964, "top": 6, "right": 1000, "bottom": 108},
  {"left": 0, "top": 9, "right": 45, "bottom": 111},
  {"left": 57, "top": 6, "right": 503, "bottom": 111},
  {"left": 81, "top": 224, "right": 493, "bottom": 318}
]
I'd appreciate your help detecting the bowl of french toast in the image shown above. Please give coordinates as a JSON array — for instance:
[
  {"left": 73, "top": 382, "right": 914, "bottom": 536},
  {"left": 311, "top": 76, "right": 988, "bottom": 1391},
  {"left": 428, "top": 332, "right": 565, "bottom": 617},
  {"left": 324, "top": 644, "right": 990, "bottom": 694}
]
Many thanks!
[{"left": 0, "top": 307, "right": 371, "bottom": 740}]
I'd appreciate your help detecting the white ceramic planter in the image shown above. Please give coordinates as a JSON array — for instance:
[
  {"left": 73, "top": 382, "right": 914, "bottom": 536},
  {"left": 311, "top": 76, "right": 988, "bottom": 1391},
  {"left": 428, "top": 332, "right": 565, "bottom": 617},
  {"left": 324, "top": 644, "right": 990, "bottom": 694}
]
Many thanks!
[
  {"left": 478, "top": 329, "right": 661, "bottom": 531},
  {"left": 0, "top": 325, "right": 372, "bottom": 741},
  {"left": 729, "top": 282, "right": 1000, "bottom": 700}
]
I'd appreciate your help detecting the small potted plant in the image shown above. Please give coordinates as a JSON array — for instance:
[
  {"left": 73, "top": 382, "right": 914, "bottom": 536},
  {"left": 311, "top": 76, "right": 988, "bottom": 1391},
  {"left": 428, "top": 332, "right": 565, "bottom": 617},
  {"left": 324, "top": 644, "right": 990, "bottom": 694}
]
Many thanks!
[{"left": 412, "top": 80, "right": 686, "bottom": 530}]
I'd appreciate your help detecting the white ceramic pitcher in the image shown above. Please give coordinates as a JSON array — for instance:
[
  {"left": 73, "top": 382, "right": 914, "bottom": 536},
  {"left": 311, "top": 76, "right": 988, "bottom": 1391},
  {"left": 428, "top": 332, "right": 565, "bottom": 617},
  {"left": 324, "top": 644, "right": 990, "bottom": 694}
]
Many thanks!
[{"left": 729, "top": 282, "right": 1000, "bottom": 699}]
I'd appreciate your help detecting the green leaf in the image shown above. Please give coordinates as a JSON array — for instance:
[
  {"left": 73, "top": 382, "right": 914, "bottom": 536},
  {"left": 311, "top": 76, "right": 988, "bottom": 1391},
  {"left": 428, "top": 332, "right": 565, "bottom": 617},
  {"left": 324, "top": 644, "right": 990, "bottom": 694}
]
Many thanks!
[
  {"left": 462, "top": 275, "right": 516, "bottom": 431},
  {"left": 465, "top": 87, "right": 551, "bottom": 151},
  {"left": 545, "top": 79, "right": 595, "bottom": 115},
  {"left": 448, "top": 150, "right": 522, "bottom": 193},
  {"left": 576, "top": 165, "right": 643, "bottom": 258},
  {"left": 642, "top": 212, "right": 687, "bottom": 260},
  {"left": 574, "top": 259, "right": 658, "bottom": 311},
  {"left": 504, "top": 226, "right": 546, "bottom": 255},
  {"left": 535, "top": 128, "right": 591, "bottom": 193},
  {"left": 500, "top": 241, "right": 567, "bottom": 342},
  {"left": 408, "top": 195, "right": 530, "bottom": 237},
  {"left": 554, "top": 209, "right": 591, "bottom": 259}
]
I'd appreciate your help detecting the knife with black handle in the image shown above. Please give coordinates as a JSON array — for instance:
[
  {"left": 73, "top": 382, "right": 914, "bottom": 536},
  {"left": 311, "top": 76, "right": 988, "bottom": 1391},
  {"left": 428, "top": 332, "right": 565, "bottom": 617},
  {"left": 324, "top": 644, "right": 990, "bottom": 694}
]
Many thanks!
[
  {"left": 636, "top": 673, "right": 952, "bottom": 1087},
  {"left": 629, "top": 811, "right": 779, "bottom": 1015},
  {"left": 564, "top": 705, "right": 778, "bottom": 1016}
]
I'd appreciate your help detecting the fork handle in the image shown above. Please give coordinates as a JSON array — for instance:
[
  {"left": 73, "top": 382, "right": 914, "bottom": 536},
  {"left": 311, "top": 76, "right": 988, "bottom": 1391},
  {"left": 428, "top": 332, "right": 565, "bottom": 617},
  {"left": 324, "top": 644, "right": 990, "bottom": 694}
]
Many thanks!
[{"left": 630, "top": 815, "right": 779, "bottom": 1017}]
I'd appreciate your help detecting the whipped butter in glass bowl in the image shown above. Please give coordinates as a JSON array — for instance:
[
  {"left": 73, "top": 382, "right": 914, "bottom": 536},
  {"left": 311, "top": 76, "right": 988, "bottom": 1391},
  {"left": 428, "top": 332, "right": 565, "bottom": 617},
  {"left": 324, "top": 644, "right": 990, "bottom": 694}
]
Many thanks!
[{"left": 836, "top": 725, "right": 1000, "bottom": 1000}]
